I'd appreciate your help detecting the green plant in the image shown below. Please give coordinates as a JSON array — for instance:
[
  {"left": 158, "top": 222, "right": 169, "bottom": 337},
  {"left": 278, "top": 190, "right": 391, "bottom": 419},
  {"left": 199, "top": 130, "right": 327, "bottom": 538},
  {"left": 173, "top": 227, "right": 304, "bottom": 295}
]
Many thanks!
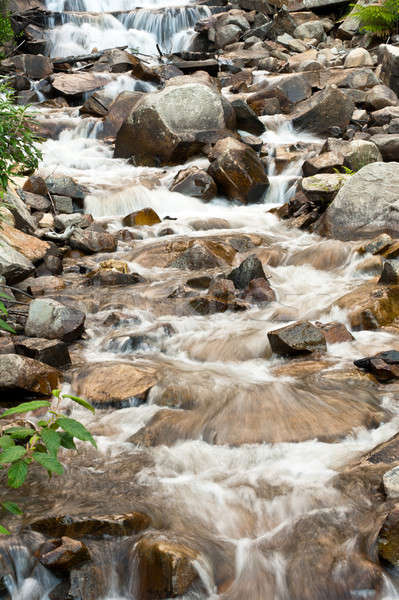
[
  {"left": 0, "top": 390, "right": 96, "bottom": 534},
  {"left": 334, "top": 166, "right": 355, "bottom": 175},
  {"left": 0, "top": 0, "right": 13, "bottom": 52},
  {"left": 0, "top": 290, "right": 15, "bottom": 333},
  {"left": 351, "top": 0, "right": 399, "bottom": 36},
  {"left": 0, "top": 84, "right": 42, "bottom": 196}
]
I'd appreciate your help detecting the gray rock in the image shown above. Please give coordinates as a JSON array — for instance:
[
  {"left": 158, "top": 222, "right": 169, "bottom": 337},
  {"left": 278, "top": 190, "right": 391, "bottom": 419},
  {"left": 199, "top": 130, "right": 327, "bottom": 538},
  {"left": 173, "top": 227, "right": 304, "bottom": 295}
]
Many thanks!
[
  {"left": 15, "top": 337, "right": 71, "bottom": 368},
  {"left": 366, "top": 84, "right": 398, "bottom": 110},
  {"left": 69, "top": 228, "right": 117, "bottom": 254},
  {"left": 379, "top": 260, "right": 399, "bottom": 285},
  {"left": 0, "top": 240, "right": 34, "bottom": 284},
  {"left": 380, "top": 44, "right": 399, "bottom": 97},
  {"left": 268, "top": 321, "right": 327, "bottom": 356},
  {"left": 231, "top": 99, "right": 265, "bottom": 135},
  {"left": 294, "top": 21, "right": 325, "bottom": 42},
  {"left": 25, "top": 298, "right": 85, "bottom": 342},
  {"left": 54, "top": 213, "right": 93, "bottom": 232},
  {"left": 53, "top": 195, "right": 73, "bottom": 214},
  {"left": 319, "top": 162, "right": 399, "bottom": 240},
  {"left": 370, "top": 134, "right": 399, "bottom": 161},
  {"left": 370, "top": 106, "right": 399, "bottom": 126},
  {"left": 227, "top": 254, "right": 267, "bottom": 290},
  {"left": 344, "top": 48, "right": 373, "bottom": 68},
  {"left": 343, "top": 140, "right": 382, "bottom": 171},
  {"left": 114, "top": 74, "right": 235, "bottom": 166},
  {"left": 170, "top": 167, "right": 217, "bottom": 201},
  {"left": 5, "top": 189, "right": 35, "bottom": 233},
  {"left": 292, "top": 86, "right": 354, "bottom": 135},
  {"left": 383, "top": 465, "right": 399, "bottom": 499},
  {"left": 301, "top": 173, "right": 349, "bottom": 206},
  {"left": 0, "top": 354, "right": 59, "bottom": 396},
  {"left": 168, "top": 243, "right": 222, "bottom": 270}
]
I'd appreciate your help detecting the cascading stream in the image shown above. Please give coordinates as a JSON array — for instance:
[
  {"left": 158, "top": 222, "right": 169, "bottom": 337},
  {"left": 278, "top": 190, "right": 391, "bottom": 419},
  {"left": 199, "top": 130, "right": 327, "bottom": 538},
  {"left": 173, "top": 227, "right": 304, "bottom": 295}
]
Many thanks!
[{"left": 3, "top": 2, "right": 399, "bottom": 599}]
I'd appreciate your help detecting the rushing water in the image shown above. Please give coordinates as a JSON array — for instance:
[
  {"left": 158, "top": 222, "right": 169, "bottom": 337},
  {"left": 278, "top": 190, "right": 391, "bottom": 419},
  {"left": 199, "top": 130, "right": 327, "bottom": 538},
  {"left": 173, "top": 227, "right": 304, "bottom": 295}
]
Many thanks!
[{"left": 3, "top": 0, "right": 399, "bottom": 598}]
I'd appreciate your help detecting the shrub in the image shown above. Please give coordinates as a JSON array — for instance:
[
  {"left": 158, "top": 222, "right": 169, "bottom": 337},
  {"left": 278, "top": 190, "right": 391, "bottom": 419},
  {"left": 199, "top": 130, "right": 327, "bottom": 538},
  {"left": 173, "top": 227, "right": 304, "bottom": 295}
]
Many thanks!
[
  {"left": 0, "top": 390, "right": 96, "bottom": 534},
  {"left": 351, "top": 0, "right": 399, "bottom": 37},
  {"left": 0, "top": 84, "right": 42, "bottom": 196}
]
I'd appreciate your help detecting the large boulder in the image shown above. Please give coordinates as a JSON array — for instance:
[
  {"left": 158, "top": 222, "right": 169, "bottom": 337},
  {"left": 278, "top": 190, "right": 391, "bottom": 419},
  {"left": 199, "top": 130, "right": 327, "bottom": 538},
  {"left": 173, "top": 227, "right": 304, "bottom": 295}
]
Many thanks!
[
  {"left": 370, "top": 134, "right": 399, "bottom": 161},
  {"left": 292, "top": 86, "right": 354, "bottom": 135},
  {"left": 25, "top": 298, "right": 85, "bottom": 342},
  {"left": 208, "top": 136, "right": 269, "bottom": 204},
  {"left": 319, "top": 162, "right": 399, "bottom": 240},
  {"left": 0, "top": 354, "right": 59, "bottom": 397},
  {"left": 114, "top": 74, "right": 235, "bottom": 166},
  {"left": 380, "top": 44, "right": 399, "bottom": 97}
]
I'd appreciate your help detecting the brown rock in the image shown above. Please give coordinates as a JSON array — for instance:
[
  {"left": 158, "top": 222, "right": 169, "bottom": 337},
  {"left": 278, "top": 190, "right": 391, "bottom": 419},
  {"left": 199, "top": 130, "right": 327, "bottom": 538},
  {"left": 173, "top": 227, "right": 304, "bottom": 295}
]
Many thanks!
[
  {"left": 335, "top": 281, "right": 399, "bottom": 330},
  {"left": 51, "top": 72, "right": 111, "bottom": 96},
  {"left": 0, "top": 223, "right": 50, "bottom": 263},
  {"left": 14, "top": 337, "right": 71, "bottom": 368},
  {"left": 23, "top": 175, "right": 48, "bottom": 197},
  {"left": 26, "top": 276, "right": 66, "bottom": 297},
  {"left": 72, "top": 362, "right": 157, "bottom": 407},
  {"left": 102, "top": 90, "right": 143, "bottom": 139},
  {"left": 241, "top": 277, "right": 276, "bottom": 304},
  {"left": 30, "top": 512, "right": 150, "bottom": 538},
  {"left": 292, "top": 86, "right": 354, "bottom": 135},
  {"left": 39, "top": 537, "right": 90, "bottom": 571},
  {"left": 208, "top": 136, "right": 269, "bottom": 204},
  {"left": 170, "top": 167, "right": 217, "bottom": 201},
  {"left": 378, "top": 506, "right": 399, "bottom": 567},
  {"left": 0, "top": 354, "right": 59, "bottom": 397},
  {"left": 134, "top": 535, "right": 199, "bottom": 600},
  {"left": 69, "top": 228, "right": 117, "bottom": 254},
  {"left": 168, "top": 242, "right": 223, "bottom": 270},
  {"left": 1, "top": 54, "right": 53, "bottom": 79},
  {"left": 122, "top": 208, "right": 161, "bottom": 227},
  {"left": 315, "top": 321, "right": 354, "bottom": 344}
]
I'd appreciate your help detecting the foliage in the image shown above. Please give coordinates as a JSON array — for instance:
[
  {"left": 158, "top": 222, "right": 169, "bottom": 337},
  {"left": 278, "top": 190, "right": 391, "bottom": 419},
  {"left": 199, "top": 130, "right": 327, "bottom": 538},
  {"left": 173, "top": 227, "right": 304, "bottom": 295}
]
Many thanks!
[
  {"left": 351, "top": 0, "right": 399, "bottom": 36},
  {"left": 0, "top": 0, "right": 13, "bottom": 52},
  {"left": 0, "top": 290, "right": 15, "bottom": 333},
  {"left": 0, "top": 84, "right": 42, "bottom": 196},
  {"left": 0, "top": 390, "right": 96, "bottom": 534},
  {"left": 334, "top": 166, "right": 355, "bottom": 175}
]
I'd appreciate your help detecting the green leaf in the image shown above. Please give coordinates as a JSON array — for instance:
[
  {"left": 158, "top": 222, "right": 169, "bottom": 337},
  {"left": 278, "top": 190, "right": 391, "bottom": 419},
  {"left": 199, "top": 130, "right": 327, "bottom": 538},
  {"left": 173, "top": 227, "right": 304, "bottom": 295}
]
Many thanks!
[
  {"left": 52, "top": 389, "right": 60, "bottom": 399},
  {"left": 56, "top": 417, "right": 97, "bottom": 448},
  {"left": 62, "top": 394, "right": 95, "bottom": 414},
  {"left": 0, "top": 524, "right": 10, "bottom": 535},
  {"left": 0, "top": 446, "right": 26, "bottom": 464},
  {"left": 0, "top": 435, "right": 15, "bottom": 449},
  {"left": 0, "top": 300, "right": 8, "bottom": 315},
  {"left": 0, "top": 400, "right": 50, "bottom": 419},
  {"left": 0, "top": 291, "right": 13, "bottom": 301},
  {"left": 59, "top": 432, "right": 76, "bottom": 450},
  {"left": 7, "top": 460, "right": 28, "bottom": 488},
  {"left": 0, "top": 318, "right": 15, "bottom": 334},
  {"left": 6, "top": 427, "right": 35, "bottom": 440},
  {"left": 32, "top": 452, "right": 64, "bottom": 475},
  {"left": 40, "top": 429, "right": 60, "bottom": 456},
  {"left": 2, "top": 501, "right": 22, "bottom": 515}
]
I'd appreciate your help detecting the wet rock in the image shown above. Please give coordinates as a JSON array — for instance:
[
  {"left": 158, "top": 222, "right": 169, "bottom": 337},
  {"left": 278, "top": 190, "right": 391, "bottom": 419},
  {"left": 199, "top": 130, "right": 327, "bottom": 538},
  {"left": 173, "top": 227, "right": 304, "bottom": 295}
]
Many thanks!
[
  {"left": 359, "top": 234, "right": 393, "bottom": 256},
  {"left": 53, "top": 195, "right": 73, "bottom": 214},
  {"left": 69, "top": 228, "right": 117, "bottom": 254},
  {"left": 370, "top": 106, "right": 399, "bottom": 127},
  {"left": 30, "top": 511, "right": 151, "bottom": 538},
  {"left": 336, "top": 281, "right": 399, "bottom": 330},
  {"left": 122, "top": 208, "right": 161, "bottom": 227},
  {"left": 316, "top": 321, "right": 354, "bottom": 344},
  {"left": 380, "top": 44, "right": 399, "bottom": 97},
  {"left": 365, "top": 84, "right": 398, "bottom": 111},
  {"left": 227, "top": 254, "right": 268, "bottom": 290},
  {"left": 0, "top": 335, "right": 15, "bottom": 355},
  {"left": 14, "top": 338, "right": 71, "bottom": 368},
  {"left": 370, "top": 134, "right": 399, "bottom": 161},
  {"left": 231, "top": 99, "right": 265, "bottom": 135},
  {"left": 208, "top": 277, "right": 235, "bottom": 300},
  {"left": 39, "top": 537, "right": 90, "bottom": 571},
  {"left": 168, "top": 242, "right": 223, "bottom": 270},
  {"left": 86, "top": 270, "right": 145, "bottom": 287},
  {"left": 170, "top": 167, "right": 217, "bottom": 201},
  {"left": 240, "top": 277, "right": 276, "bottom": 304},
  {"left": 114, "top": 75, "right": 235, "bottom": 166},
  {"left": 25, "top": 298, "right": 85, "bottom": 342},
  {"left": 134, "top": 535, "right": 199, "bottom": 600},
  {"left": 72, "top": 362, "right": 157, "bottom": 407},
  {"left": 189, "top": 218, "right": 229, "bottom": 231},
  {"left": 102, "top": 90, "right": 143, "bottom": 139},
  {"left": 1, "top": 53, "right": 53, "bottom": 79},
  {"left": 186, "top": 275, "right": 212, "bottom": 289},
  {"left": 383, "top": 467, "right": 399, "bottom": 499},
  {"left": 354, "top": 350, "right": 399, "bottom": 382},
  {"left": 319, "top": 162, "right": 399, "bottom": 240},
  {"left": 378, "top": 506, "right": 399, "bottom": 567},
  {"left": 379, "top": 259, "right": 399, "bottom": 284},
  {"left": 208, "top": 136, "right": 268, "bottom": 204},
  {"left": 80, "top": 89, "right": 113, "bottom": 117},
  {"left": 0, "top": 354, "right": 59, "bottom": 396},
  {"left": 292, "top": 86, "right": 354, "bottom": 135},
  {"left": 188, "top": 295, "right": 247, "bottom": 315},
  {"left": 268, "top": 321, "right": 327, "bottom": 356}
]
